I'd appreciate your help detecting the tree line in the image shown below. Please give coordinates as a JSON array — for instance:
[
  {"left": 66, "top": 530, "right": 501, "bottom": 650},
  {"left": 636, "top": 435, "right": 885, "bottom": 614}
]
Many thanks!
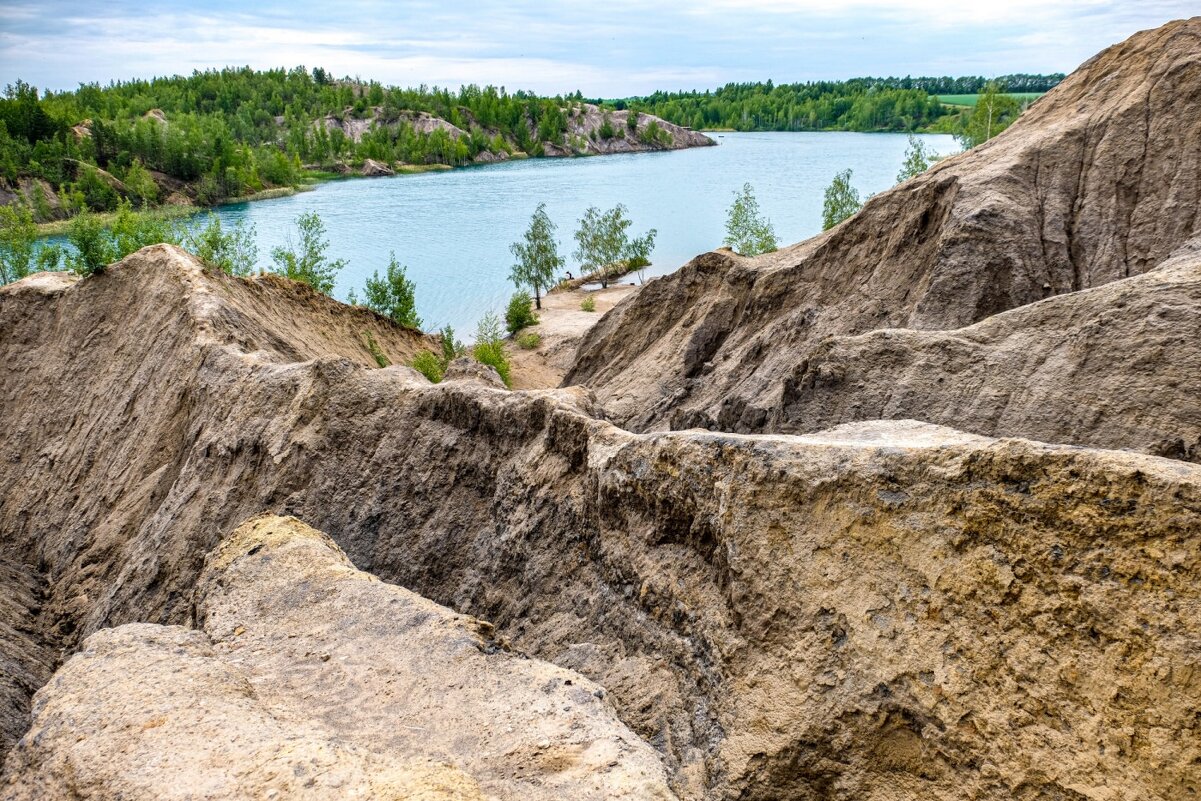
[
  {"left": 610, "top": 73, "right": 1062, "bottom": 132},
  {"left": 0, "top": 68, "right": 602, "bottom": 216}
]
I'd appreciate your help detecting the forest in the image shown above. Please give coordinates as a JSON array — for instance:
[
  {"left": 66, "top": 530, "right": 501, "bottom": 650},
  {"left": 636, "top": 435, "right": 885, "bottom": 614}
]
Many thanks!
[
  {"left": 0, "top": 67, "right": 1064, "bottom": 220},
  {"left": 0, "top": 67, "right": 587, "bottom": 215},
  {"left": 613, "top": 74, "right": 1064, "bottom": 132}
]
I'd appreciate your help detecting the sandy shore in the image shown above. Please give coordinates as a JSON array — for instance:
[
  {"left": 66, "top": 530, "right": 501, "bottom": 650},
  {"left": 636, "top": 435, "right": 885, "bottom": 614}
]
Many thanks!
[{"left": 507, "top": 282, "right": 638, "bottom": 390}]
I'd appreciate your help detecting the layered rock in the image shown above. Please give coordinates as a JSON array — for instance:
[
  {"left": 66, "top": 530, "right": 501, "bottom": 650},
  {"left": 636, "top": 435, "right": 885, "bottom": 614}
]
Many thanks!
[
  {"left": 320, "top": 102, "right": 713, "bottom": 159},
  {"left": 1, "top": 248, "right": 1199, "bottom": 799},
  {"left": 565, "top": 18, "right": 1201, "bottom": 440},
  {"left": 1, "top": 516, "right": 675, "bottom": 800}
]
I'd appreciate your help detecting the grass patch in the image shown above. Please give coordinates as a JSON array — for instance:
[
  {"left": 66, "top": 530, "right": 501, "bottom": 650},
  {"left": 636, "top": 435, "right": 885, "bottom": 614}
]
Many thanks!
[
  {"left": 35, "top": 204, "right": 196, "bottom": 237},
  {"left": 395, "top": 164, "right": 453, "bottom": 174},
  {"left": 580, "top": 295, "right": 596, "bottom": 312},
  {"left": 937, "top": 92, "right": 1044, "bottom": 107},
  {"left": 515, "top": 331, "right": 542, "bottom": 350}
]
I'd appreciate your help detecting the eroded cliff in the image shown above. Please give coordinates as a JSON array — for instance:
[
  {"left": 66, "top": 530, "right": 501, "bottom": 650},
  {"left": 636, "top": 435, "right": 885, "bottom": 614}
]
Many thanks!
[
  {"left": 565, "top": 18, "right": 1201, "bottom": 443},
  {"left": 1, "top": 247, "right": 1198, "bottom": 799}
]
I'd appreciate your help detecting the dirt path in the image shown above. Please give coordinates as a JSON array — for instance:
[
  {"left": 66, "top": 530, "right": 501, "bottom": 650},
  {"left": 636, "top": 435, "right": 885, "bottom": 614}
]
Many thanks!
[{"left": 507, "top": 283, "right": 637, "bottom": 390}]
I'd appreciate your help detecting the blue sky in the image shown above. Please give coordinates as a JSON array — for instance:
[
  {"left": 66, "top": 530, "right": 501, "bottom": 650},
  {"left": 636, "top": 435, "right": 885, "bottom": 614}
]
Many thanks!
[{"left": 2, "top": 1, "right": 1195, "bottom": 96}]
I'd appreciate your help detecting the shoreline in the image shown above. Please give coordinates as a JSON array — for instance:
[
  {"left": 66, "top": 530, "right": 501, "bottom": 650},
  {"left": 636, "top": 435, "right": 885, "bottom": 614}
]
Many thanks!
[{"left": 31, "top": 139, "right": 712, "bottom": 238}]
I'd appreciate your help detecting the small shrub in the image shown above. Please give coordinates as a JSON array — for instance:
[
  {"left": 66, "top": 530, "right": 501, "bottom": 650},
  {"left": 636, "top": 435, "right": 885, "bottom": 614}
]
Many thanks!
[
  {"left": 362, "top": 331, "right": 390, "bottom": 367},
  {"left": 473, "top": 311, "right": 511, "bottom": 387},
  {"left": 505, "top": 291, "right": 538, "bottom": 334},
  {"left": 580, "top": 295, "right": 596, "bottom": 312},
  {"left": 363, "top": 253, "right": 421, "bottom": 328},
  {"left": 411, "top": 350, "right": 444, "bottom": 382},
  {"left": 183, "top": 214, "right": 258, "bottom": 276},
  {"left": 473, "top": 341, "right": 511, "bottom": 386},
  {"left": 66, "top": 211, "right": 117, "bottom": 276},
  {"left": 440, "top": 324, "right": 465, "bottom": 364},
  {"left": 516, "top": 331, "right": 541, "bottom": 349},
  {"left": 269, "top": 211, "right": 345, "bottom": 295}
]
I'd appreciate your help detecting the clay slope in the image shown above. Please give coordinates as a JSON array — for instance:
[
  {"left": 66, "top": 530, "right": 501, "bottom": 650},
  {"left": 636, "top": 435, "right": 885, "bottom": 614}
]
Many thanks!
[
  {"left": 2, "top": 247, "right": 1200, "bottom": 799},
  {"left": 565, "top": 18, "right": 1201, "bottom": 439},
  {"left": 776, "top": 238, "right": 1201, "bottom": 459},
  {"left": 2, "top": 516, "right": 675, "bottom": 801},
  {"left": 0, "top": 246, "right": 430, "bottom": 755}
]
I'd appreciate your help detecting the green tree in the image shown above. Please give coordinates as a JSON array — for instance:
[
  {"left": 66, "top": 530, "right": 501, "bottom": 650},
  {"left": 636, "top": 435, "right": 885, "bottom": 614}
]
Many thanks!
[
  {"left": 956, "top": 81, "right": 1021, "bottom": 149},
  {"left": 0, "top": 204, "right": 37, "bottom": 284},
  {"left": 505, "top": 291, "right": 538, "bottom": 334},
  {"left": 440, "top": 324, "right": 465, "bottom": 365},
  {"left": 123, "top": 159, "right": 159, "bottom": 207},
  {"left": 270, "top": 211, "right": 345, "bottom": 294},
  {"left": 66, "top": 210, "right": 118, "bottom": 276},
  {"left": 509, "top": 202, "right": 563, "bottom": 309},
  {"left": 821, "top": 169, "right": 862, "bottom": 230},
  {"left": 897, "top": 135, "right": 934, "bottom": 182},
  {"left": 572, "top": 204, "right": 655, "bottom": 289},
  {"left": 183, "top": 214, "right": 258, "bottom": 276},
  {"left": 626, "top": 229, "right": 657, "bottom": 283},
  {"left": 363, "top": 252, "right": 421, "bottom": 328},
  {"left": 723, "top": 182, "right": 778, "bottom": 255}
]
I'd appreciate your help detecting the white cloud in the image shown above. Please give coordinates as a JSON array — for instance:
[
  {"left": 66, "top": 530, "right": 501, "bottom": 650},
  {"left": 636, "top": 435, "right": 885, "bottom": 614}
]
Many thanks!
[{"left": 0, "top": 0, "right": 1195, "bottom": 95}]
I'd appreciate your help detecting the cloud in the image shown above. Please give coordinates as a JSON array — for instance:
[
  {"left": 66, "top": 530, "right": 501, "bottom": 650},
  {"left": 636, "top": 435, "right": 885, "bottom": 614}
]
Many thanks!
[{"left": 0, "top": 0, "right": 1195, "bottom": 96}]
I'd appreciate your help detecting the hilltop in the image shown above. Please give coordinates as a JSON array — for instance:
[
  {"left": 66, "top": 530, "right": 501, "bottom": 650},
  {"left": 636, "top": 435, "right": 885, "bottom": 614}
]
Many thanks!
[
  {"left": 0, "top": 69, "right": 712, "bottom": 221},
  {"left": 566, "top": 17, "right": 1201, "bottom": 458}
]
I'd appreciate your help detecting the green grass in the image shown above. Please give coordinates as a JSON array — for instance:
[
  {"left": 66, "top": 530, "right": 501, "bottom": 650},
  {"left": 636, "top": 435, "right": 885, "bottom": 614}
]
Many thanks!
[
  {"left": 35, "top": 204, "right": 196, "bottom": 237},
  {"left": 937, "top": 92, "right": 1044, "bottom": 107}
]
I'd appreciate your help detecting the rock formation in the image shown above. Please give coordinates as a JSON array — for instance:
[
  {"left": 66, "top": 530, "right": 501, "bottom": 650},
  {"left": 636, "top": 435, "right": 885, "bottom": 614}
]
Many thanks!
[
  {"left": 2, "top": 18, "right": 1201, "bottom": 801},
  {"left": 1, "top": 245, "right": 1199, "bottom": 799},
  {"left": 2, "top": 516, "right": 675, "bottom": 800},
  {"left": 320, "top": 102, "right": 713, "bottom": 160},
  {"left": 566, "top": 18, "right": 1201, "bottom": 445}
]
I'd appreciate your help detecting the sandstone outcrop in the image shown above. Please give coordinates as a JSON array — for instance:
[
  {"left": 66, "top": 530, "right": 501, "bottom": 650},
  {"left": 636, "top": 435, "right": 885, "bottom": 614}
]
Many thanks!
[
  {"left": 0, "top": 177, "right": 63, "bottom": 222},
  {"left": 360, "top": 157, "right": 395, "bottom": 176},
  {"left": 565, "top": 18, "right": 1201, "bottom": 441},
  {"left": 1, "top": 247, "right": 1199, "bottom": 799},
  {"left": 319, "top": 103, "right": 712, "bottom": 159},
  {"left": 2, "top": 516, "right": 676, "bottom": 800}
]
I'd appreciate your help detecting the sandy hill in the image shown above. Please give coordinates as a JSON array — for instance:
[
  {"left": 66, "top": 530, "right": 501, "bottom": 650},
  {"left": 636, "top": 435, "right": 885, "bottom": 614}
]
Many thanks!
[{"left": 565, "top": 18, "right": 1201, "bottom": 452}]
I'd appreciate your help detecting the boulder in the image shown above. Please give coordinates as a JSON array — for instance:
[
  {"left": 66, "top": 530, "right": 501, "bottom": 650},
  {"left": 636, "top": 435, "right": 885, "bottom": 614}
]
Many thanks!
[
  {"left": 1, "top": 516, "right": 676, "bottom": 801},
  {"left": 360, "top": 157, "right": 395, "bottom": 177}
]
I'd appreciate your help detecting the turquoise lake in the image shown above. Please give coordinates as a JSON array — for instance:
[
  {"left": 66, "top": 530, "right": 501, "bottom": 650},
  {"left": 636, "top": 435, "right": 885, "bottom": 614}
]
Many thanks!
[{"left": 63, "top": 132, "right": 960, "bottom": 333}]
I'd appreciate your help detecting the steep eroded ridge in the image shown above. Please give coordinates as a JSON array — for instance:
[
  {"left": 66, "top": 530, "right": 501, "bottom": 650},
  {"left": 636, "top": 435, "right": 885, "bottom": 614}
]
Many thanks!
[
  {"left": 0, "top": 248, "right": 1198, "bottom": 799},
  {"left": 565, "top": 18, "right": 1201, "bottom": 439}
]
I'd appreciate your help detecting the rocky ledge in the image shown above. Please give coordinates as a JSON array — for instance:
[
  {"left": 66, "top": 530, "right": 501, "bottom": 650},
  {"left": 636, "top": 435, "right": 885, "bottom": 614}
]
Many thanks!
[{"left": 0, "top": 246, "right": 1198, "bottom": 799}]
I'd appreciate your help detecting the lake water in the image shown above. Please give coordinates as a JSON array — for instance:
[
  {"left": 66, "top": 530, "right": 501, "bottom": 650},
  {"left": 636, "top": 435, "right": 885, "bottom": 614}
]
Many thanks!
[{"left": 60, "top": 132, "right": 960, "bottom": 333}]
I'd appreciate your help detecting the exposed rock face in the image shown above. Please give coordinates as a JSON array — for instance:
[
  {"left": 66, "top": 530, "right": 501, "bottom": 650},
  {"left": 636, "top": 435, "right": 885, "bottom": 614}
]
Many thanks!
[
  {"left": 552, "top": 105, "right": 713, "bottom": 155},
  {"left": 774, "top": 239, "right": 1201, "bottom": 459},
  {"left": 0, "top": 177, "right": 64, "bottom": 222},
  {"left": 1, "top": 248, "right": 1199, "bottom": 799},
  {"left": 360, "top": 157, "right": 395, "bottom": 176},
  {"left": 1, "top": 516, "right": 676, "bottom": 800},
  {"left": 565, "top": 18, "right": 1201, "bottom": 439},
  {"left": 319, "top": 103, "right": 712, "bottom": 159}
]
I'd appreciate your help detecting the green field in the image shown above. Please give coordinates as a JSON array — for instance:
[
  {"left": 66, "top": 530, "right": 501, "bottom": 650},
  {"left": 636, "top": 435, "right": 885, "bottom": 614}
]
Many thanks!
[{"left": 937, "top": 92, "right": 1045, "bottom": 107}]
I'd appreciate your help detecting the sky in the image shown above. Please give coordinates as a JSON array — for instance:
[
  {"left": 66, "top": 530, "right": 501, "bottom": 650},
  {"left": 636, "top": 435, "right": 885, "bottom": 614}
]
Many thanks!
[{"left": 1, "top": 1, "right": 1196, "bottom": 97}]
